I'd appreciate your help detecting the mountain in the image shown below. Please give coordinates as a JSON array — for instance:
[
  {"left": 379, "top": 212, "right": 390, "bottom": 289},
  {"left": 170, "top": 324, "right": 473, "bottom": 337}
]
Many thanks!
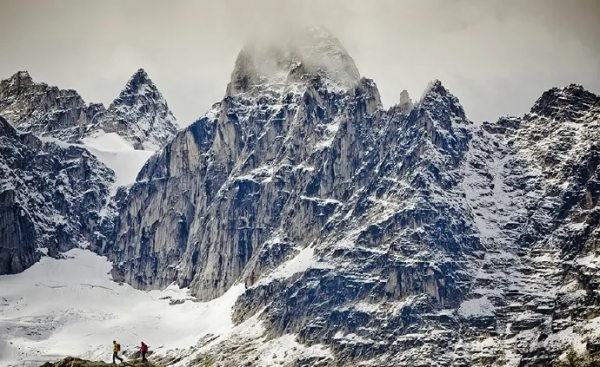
[
  {"left": 85, "top": 68, "right": 179, "bottom": 150},
  {"left": 0, "top": 69, "right": 179, "bottom": 150},
  {"left": 2, "top": 26, "right": 600, "bottom": 367},
  {"left": 90, "top": 27, "right": 600, "bottom": 365},
  {"left": 0, "top": 116, "right": 113, "bottom": 275},
  {"left": 0, "top": 68, "right": 180, "bottom": 275}
]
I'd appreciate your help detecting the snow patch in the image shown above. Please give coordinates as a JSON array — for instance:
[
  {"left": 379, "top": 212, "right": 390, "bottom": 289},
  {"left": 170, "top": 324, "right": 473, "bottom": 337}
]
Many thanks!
[
  {"left": 458, "top": 296, "right": 495, "bottom": 317},
  {"left": 82, "top": 133, "right": 155, "bottom": 193},
  {"left": 254, "top": 246, "right": 316, "bottom": 287}
]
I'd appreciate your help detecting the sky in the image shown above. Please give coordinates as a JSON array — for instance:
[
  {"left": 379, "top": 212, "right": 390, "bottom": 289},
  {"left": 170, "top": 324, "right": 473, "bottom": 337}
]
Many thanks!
[{"left": 0, "top": 0, "right": 599, "bottom": 127}]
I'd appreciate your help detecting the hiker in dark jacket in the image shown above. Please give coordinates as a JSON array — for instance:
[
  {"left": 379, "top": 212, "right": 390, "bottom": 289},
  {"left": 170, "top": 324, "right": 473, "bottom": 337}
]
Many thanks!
[
  {"left": 140, "top": 341, "right": 149, "bottom": 362},
  {"left": 113, "top": 340, "right": 124, "bottom": 364}
]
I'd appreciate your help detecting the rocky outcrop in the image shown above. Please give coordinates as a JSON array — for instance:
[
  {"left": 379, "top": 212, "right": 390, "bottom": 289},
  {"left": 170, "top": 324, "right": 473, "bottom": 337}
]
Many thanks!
[
  {"left": 39, "top": 356, "right": 162, "bottom": 367},
  {"left": 0, "top": 116, "right": 114, "bottom": 275},
  {"left": 0, "top": 69, "right": 179, "bottom": 150},
  {"left": 399, "top": 89, "right": 413, "bottom": 114}
]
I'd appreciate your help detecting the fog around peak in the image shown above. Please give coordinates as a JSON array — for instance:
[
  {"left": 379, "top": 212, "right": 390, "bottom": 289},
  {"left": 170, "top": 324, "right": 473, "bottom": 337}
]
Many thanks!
[{"left": 229, "top": 25, "right": 361, "bottom": 93}]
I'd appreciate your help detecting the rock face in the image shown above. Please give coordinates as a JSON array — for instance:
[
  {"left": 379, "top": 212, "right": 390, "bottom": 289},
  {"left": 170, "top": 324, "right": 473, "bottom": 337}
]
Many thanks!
[
  {"left": 0, "top": 116, "right": 114, "bottom": 275},
  {"left": 0, "top": 68, "right": 178, "bottom": 275},
  {"left": 0, "top": 69, "right": 179, "bottom": 150}
]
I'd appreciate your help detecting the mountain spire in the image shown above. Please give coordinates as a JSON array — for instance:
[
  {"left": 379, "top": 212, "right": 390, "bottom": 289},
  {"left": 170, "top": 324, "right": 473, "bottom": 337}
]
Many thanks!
[
  {"left": 399, "top": 89, "right": 413, "bottom": 114},
  {"left": 417, "top": 79, "right": 468, "bottom": 126},
  {"left": 99, "top": 68, "right": 179, "bottom": 150}
]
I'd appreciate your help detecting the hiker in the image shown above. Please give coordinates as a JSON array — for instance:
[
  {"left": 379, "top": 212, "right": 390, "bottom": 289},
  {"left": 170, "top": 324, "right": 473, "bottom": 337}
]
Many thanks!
[
  {"left": 113, "top": 340, "right": 124, "bottom": 364},
  {"left": 140, "top": 341, "right": 149, "bottom": 362}
]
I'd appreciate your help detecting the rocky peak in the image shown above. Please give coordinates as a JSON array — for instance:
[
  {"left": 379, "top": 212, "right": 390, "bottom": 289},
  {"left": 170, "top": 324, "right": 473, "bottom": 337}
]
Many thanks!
[
  {"left": 115, "top": 68, "right": 157, "bottom": 102},
  {"left": 399, "top": 89, "right": 413, "bottom": 114},
  {"left": 226, "top": 25, "right": 361, "bottom": 96},
  {"left": 529, "top": 83, "right": 600, "bottom": 122},
  {"left": 415, "top": 79, "right": 470, "bottom": 131},
  {"left": 0, "top": 71, "right": 34, "bottom": 95},
  {"left": 98, "top": 68, "right": 179, "bottom": 150},
  {"left": 0, "top": 71, "right": 89, "bottom": 139}
]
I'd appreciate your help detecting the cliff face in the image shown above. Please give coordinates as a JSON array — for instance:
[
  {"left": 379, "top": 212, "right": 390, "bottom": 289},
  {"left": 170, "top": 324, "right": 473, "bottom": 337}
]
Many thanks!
[
  {"left": 0, "top": 116, "right": 114, "bottom": 275},
  {"left": 0, "top": 68, "right": 179, "bottom": 276}
]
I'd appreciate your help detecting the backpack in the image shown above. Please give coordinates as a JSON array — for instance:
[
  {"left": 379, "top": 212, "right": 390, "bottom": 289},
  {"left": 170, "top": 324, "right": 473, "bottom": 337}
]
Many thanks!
[{"left": 116, "top": 343, "right": 121, "bottom": 352}]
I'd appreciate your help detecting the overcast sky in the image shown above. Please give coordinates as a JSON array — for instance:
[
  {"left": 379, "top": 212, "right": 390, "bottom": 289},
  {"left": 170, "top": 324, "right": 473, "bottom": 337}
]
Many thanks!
[{"left": 1, "top": 0, "right": 599, "bottom": 127}]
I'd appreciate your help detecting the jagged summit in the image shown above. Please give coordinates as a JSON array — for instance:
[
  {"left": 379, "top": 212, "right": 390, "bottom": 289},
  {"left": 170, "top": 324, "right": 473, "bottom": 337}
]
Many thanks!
[
  {"left": 95, "top": 68, "right": 179, "bottom": 150},
  {"left": 530, "top": 83, "right": 600, "bottom": 122},
  {"left": 417, "top": 79, "right": 469, "bottom": 125},
  {"left": 119, "top": 68, "right": 153, "bottom": 97},
  {"left": 4, "top": 70, "right": 34, "bottom": 88},
  {"left": 226, "top": 25, "right": 361, "bottom": 95},
  {"left": 419, "top": 79, "right": 447, "bottom": 100}
]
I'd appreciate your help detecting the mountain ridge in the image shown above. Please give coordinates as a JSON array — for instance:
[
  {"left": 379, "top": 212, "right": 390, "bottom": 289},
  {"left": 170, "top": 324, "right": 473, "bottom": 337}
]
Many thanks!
[{"left": 0, "top": 68, "right": 179, "bottom": 150}]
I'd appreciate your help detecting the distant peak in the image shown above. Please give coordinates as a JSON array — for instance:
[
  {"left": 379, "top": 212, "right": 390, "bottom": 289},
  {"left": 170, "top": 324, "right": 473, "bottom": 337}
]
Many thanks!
[
  {"left": 4, "top": 70, "right": 34, "bottom": 86},
  {"left": 127, "top": 68, "right": 152, "bottom": 85},
  {"left": 399, "top": 89, "right": 413, "bottom": 114},
  {"left": 15, "top": 70, "right": 32, "bottom": 79},
  {"left": 226, "top": 25, "right": 361, "bottom": 95},
  {"left": 417, "top": 79, "right": 468, "bottom": 124},
  {"left": 419, "top": 79, "right": 447, "bottom": 101},
  {"left": 120, "top": 68, "right": 158, "bottom": 98},
  {"left": 134, "top": 68, "right": 149, "bottom": 78},
  {"left": 530, "top": 83, "right": 599, "bottom": 121}
]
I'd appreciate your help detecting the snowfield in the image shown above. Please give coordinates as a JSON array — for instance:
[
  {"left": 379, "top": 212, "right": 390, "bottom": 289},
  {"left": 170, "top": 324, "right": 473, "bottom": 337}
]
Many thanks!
[
  {"left": 81, "top": 132, "right": 155, "bottom": 192},
  {"left": 40, "top": 131, "right": 155, "bottom": 194},
  {"left": 0, "top": 249, "right": 246, "bottom": 367}
]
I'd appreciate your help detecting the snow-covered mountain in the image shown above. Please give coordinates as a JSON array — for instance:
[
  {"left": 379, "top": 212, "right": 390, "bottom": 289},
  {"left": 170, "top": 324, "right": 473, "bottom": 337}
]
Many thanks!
[
  {"left": 0, "top": 68, "right": 180, "bottom": 278},
  {"left": 0, "top": 69, "right": 179, "bottom": 150},
  {"left": 2, "top": 26, "right": 600, "bottom": 367},
  {"left": 85, "top": 68, "right": 179, "bottom": 150},
  {"left": 0, "top": 116, "right": 113, "bottom": 275}
]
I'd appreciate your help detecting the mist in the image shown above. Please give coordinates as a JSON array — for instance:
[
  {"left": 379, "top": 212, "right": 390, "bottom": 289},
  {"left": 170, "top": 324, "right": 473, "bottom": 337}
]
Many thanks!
[{"left": 0, "top": 0, "right": 598, "bottom": 126}]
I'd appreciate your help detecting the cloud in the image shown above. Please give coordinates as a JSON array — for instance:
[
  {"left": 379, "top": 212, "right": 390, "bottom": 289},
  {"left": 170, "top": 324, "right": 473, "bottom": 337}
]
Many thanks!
[{"left": 0, "top": 0, "right": 598, "bottom": 126}]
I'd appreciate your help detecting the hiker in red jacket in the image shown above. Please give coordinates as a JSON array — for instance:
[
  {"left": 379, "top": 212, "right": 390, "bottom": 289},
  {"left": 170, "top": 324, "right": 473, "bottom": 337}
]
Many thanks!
[{"left": 140, "top": 341, "right": 149, "bottom": 362}]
